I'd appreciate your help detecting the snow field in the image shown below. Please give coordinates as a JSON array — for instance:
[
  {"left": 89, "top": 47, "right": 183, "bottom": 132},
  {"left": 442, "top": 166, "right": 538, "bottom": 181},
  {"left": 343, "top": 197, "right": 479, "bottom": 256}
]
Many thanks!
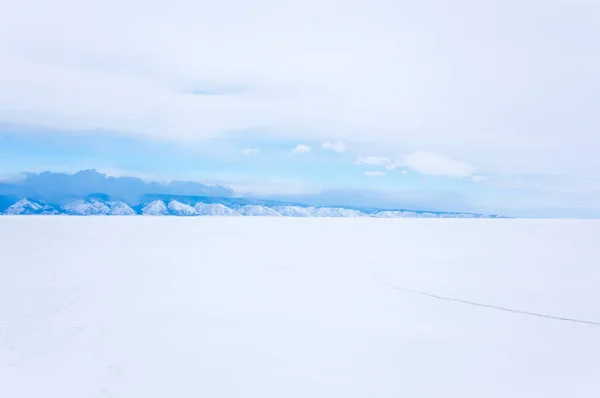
[{"left": 1, "top": 217, "right": 599, "bottom": 397}]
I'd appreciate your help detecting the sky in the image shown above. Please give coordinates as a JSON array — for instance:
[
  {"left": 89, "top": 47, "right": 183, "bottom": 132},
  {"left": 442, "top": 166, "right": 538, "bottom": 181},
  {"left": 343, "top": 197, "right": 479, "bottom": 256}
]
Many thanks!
[{"left": 1, "top": 0, "right": 599, "bottom": 217}]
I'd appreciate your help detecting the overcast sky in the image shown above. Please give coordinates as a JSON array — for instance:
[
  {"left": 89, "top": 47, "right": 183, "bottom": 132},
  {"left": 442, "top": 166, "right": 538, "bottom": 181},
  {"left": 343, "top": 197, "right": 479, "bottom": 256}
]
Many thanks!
[{"left": 1, "top": 0, "right": 599, "bottom": 216}]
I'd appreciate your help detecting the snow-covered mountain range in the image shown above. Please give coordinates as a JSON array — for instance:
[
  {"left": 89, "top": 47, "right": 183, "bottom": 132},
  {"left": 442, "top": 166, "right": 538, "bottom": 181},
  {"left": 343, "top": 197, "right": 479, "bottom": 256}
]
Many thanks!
[
  {"left": 4, "top": 198, "right": 60, "bottom": 215},
  {"left": 0, "top": 197, "right": 501, "bottom": 218},
  {"left": 0, "top": 170, "right": 506, "bottom": 218}
]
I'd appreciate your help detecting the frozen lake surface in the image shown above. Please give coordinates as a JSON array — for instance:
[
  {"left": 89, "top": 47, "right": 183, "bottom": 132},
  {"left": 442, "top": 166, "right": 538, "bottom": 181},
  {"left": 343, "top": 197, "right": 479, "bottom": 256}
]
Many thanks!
[{"left": 1, "top": 217, "right": 599, "bottom": 397}]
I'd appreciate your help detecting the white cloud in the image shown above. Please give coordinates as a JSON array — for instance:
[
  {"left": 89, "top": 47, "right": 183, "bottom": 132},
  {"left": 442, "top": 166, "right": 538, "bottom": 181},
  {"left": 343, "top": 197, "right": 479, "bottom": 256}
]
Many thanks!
[
  {"left": 323, "top": 141, "right": 347, "bottom": 153},
  {"left": 403, "top": 151, "right": 473, "bottom": 178},
  {"left": 241, "top": 148, "right": 260, "bottom": 156},
  {"left": 364, "top": 171, "right": 386, "bottom": 177},
  {"left": 356, "top": 156, "right": 404, "bottom": 172},
  {"left": 355, "top": 156, "right": 391, "bottom": 167},
  {"left": 292, "top": 144, "right": 312, "bottom": 154},
  {"left": 226, "top": 178, "right": 318, "bottom": 196},
  {"left": 0, "top": 0, "right": 599, "bottom": 183}
]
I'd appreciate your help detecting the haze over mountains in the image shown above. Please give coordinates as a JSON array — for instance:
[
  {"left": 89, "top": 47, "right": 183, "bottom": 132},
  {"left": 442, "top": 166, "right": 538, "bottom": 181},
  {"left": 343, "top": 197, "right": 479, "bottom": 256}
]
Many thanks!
[
  {"left": 0, "top": 169, "right": 233, "bottom": 204},
  {"left": 0, "top": 170, "right": 502, "bottom": 218}
]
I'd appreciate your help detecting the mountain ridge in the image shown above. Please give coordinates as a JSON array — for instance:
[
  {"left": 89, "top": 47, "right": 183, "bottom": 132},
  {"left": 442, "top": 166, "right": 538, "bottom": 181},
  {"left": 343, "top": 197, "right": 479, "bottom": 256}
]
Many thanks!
[
  {"left": 0, "top": 196, "right": 504, "bottom": 218},
  {"left": 0, "top": 169, "right": 506, "bottom": 218}
]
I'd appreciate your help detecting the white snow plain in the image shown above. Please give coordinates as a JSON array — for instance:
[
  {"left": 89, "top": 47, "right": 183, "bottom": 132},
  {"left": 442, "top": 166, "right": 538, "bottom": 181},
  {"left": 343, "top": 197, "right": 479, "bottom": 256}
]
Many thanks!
[{"left": 1, "top": 217, "right": 599, "bottom": 397}]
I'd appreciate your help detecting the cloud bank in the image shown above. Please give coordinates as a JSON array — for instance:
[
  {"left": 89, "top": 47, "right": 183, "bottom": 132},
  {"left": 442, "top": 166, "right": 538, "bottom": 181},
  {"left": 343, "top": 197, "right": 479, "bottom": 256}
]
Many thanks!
[
  {"left": 403, "top": 151, "right": 473, "bottom": 178},
  {"left": 0, "top": 0, "right": 598, "bottom": 181}
]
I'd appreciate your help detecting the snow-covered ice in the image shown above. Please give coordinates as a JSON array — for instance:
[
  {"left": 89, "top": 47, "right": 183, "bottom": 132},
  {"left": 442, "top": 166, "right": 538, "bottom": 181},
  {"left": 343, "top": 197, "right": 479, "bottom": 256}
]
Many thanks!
[{"left": 1, "top": 217, "right": 599, "bottom": 398}]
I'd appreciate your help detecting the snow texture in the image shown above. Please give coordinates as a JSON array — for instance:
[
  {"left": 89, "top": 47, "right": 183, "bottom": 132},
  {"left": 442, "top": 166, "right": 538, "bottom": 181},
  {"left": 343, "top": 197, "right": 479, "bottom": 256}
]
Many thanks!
[
  {"left": 107, "top": 201, "right": 136, "bottom": 216},
  {"left": 4, "top": 198, "right": 59, "bottom": 215},
  {"left": 237, "top": 205, "right": 282, "bottom": 216},
  {"left": 194, "top": 203, "right": 241, "bottom": 216},
  {"left": 167, "top": 200, "right": 198, "bottom": 216},
  {"left": 141, "top": 200, "right": 169, "bottom": 216},
  {"left": 1, "top": 218, "right": 599, "bottom": 398},
  {"left": 63, "top": 200, "right": 111, "bottom": 215},
  {"left": 273, "top": 205, "right": 314, "bottom": 217},
  {"left": 308, "top": 207, "right": 365, "bottom": 217},
  {"left": 371, "top": 210, "right": 421, "bottom": 218}
]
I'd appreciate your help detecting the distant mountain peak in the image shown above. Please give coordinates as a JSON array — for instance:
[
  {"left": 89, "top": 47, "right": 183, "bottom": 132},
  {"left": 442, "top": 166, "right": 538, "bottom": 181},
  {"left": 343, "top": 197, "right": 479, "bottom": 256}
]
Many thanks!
[
  {"left": 194, "top": 203, "right": 241, "bottom": 216},
  {"left": 142, "top": 200, "right": 169, "bottom": 216},
  {"left": 5, "top": 198, "right": 56, "bottom": 215},
  {"left": 167, "top": 200, "right": 198, "bottom": 216},
  {"left": 309, "top": 207, "right": 365, "bottom": 218},
  {"left": 238, "top": 205, "right": 282, "bottom": 217},
  {"left": 108, "top": 201, "right": 136, "bottom": 215},
  {"left": 63, "top": 199, "right": 110, "bottom": 215},
  {"left": 273, "top": 206, "right": 313, "bottom": 217}
]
